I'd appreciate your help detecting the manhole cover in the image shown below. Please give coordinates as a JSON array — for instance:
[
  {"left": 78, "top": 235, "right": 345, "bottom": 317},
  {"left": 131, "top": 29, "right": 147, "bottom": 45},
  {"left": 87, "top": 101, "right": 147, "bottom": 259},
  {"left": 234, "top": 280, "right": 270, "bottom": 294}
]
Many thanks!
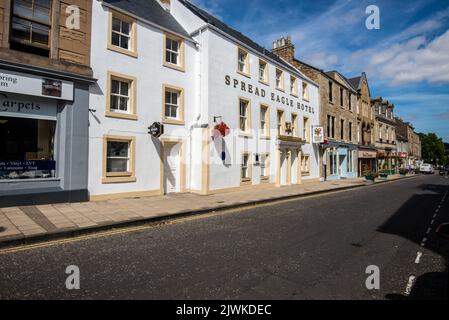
[{"left": 0, "top": 226, "right": 6, "bottom": 233}]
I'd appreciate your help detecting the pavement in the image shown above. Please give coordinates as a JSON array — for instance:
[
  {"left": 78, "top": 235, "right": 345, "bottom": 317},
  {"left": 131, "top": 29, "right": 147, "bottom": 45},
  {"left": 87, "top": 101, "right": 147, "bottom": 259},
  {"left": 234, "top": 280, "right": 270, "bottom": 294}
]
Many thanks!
[
  {"left": 0, "top": 174, "right": 447, "bottom": 300},
  {"left": 0, "top": 174, "right": 414, "bottom": 248}
]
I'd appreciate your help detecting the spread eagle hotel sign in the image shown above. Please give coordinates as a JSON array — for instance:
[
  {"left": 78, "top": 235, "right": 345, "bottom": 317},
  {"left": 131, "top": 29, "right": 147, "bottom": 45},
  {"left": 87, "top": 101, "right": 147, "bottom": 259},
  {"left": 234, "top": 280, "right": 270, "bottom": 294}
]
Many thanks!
[{"left": 0, "top": 69, "right": 74, "bottom": 101}]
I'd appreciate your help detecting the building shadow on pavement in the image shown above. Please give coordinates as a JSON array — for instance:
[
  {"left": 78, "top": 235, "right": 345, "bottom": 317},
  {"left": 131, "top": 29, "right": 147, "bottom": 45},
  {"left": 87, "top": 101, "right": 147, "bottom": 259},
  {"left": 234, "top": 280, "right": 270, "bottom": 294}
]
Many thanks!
[{"left": 377, "top": 182, "right": 449, "bottom": 300}]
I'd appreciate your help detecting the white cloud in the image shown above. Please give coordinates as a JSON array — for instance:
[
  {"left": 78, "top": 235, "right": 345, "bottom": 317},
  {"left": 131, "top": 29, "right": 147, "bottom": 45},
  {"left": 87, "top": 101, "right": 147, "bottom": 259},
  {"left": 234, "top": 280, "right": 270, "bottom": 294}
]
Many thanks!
[{"left": 357, "top": 30, "right": 449, "bottom": 85}]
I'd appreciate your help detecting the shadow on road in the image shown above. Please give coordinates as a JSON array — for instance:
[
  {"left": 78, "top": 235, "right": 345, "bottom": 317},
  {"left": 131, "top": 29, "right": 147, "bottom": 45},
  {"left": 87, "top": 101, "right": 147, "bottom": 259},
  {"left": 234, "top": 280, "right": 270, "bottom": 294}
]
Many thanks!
[{"left": 377, "top": 182, "right": 449, "bottom": 300}]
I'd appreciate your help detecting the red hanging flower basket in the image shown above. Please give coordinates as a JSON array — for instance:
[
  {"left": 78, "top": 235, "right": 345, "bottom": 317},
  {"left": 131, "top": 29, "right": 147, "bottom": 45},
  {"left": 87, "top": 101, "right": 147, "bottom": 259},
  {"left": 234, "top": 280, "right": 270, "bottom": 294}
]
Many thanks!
[{"left": 212, "top": 121, "right": 230, "bottom": 138}]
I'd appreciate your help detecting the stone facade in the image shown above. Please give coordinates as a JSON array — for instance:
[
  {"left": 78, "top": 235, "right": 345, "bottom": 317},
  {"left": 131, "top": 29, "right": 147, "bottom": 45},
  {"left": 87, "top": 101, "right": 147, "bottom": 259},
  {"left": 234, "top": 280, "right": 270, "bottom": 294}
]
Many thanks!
[
  {"left": 372, "top": 97, "right": 397, "bottom": 171},
  {"left": 395, "top": 118, "right": 422, "bottom": 167},
  {"left": 0, "top": 0, "right": 92, "bottom": 77},
  {"left": 272, "top": 37, "right": 358, "bottom": 180}
]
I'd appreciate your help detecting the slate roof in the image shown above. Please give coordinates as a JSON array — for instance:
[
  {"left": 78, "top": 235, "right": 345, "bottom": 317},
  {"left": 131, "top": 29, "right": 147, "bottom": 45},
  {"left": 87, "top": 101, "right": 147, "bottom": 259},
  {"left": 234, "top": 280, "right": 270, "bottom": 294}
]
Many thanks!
[
  {"left": 347, "top": 76, "right": 361, "bottom": 91},
  {"left": 178, "top": 0, "right": 305, "bottom": 78},
  {"left": 103, "top": 0, "right": 190, "bottom": 38}
]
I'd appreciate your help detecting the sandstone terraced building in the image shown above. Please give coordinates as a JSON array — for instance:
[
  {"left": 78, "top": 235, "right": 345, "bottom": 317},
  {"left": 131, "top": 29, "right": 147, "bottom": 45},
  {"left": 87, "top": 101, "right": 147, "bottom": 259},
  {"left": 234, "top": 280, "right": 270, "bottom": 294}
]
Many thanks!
[{"left": 0, "top": 0, "right": 95, "bottom": 206}]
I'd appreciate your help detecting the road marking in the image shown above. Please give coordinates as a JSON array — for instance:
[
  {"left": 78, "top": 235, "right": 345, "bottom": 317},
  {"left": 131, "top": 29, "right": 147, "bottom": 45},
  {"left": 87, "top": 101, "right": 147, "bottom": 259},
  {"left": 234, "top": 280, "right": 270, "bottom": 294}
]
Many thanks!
[
  {"left": 421, "top": 238, "right": 427, "bottom": 247},
  {"left": 431, "top": 219, "right": 435, "bottom": 225},
  {"left": 426, "top": 228, "right": 432, "bottom": 235},
  {"left": 433, "top": 214, "right": 438, "bottom": 219},
  {"left": 405, "top": 276, "right": 416, "bottom": 296},
  {"left": 415, "top": 252, "right": 422, "bottom": 264}
]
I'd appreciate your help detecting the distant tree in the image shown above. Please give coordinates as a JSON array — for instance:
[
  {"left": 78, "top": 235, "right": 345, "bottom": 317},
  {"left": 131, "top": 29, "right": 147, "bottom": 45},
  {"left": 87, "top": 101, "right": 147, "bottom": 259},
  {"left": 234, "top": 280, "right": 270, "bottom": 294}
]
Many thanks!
[{"left": 419, "top": 133, "right": 447, "bottom": 165}]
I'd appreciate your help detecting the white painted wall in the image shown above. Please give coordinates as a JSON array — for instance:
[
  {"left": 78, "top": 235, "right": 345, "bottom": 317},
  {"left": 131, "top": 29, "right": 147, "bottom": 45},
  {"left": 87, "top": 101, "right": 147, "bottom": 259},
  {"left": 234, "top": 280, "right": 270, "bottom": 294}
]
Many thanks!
[{"left": 88, "top": 1, "right": 199, "bottom": 197}]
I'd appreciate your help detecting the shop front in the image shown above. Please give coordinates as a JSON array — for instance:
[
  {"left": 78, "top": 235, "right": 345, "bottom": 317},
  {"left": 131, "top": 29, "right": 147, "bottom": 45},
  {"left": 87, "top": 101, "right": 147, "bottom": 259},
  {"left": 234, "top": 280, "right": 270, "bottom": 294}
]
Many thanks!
[
  {"left": 321, "top": 141, "right": 358, "bottom": 181},
  {"left": 358, "top": 148, "right": 377, "bottom": 176},
  {"left": 0, "top": 66, "right": 94, "bottom": 207}
]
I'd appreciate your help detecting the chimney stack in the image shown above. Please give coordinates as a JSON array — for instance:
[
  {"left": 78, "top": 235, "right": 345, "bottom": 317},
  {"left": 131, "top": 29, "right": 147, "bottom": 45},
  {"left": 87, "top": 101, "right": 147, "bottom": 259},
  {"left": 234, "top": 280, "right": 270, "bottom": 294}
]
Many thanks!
[{"left": 272, "top": 36, "right": 295, "bottom": 63}]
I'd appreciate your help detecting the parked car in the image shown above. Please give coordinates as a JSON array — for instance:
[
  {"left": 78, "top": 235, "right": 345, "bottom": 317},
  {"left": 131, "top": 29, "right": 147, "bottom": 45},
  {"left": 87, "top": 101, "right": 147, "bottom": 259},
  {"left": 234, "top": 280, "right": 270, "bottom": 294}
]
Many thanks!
[{"left": 420, "top": 163, "right": 434, "bottom": 174}]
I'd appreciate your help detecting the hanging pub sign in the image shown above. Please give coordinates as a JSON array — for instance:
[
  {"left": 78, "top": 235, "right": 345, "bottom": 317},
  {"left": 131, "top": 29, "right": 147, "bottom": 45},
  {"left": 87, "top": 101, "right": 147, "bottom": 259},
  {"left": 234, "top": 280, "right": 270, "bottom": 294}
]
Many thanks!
[
  {"left": 0, "top": 69, "right": 74, "bottom": 101},
  {"left": 148, "top": 122, "right": 164, "bottom": 138},
  {"left": 312, "top": 126, "right": 324, "bottom": 144}
]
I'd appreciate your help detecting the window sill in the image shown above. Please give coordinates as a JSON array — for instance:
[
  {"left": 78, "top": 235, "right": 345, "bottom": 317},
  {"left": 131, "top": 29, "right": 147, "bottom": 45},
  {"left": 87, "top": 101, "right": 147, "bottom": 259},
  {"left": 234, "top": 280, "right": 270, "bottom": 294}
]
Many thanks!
[
  {"left": 291, "top": 93, "right": 299, "bottom": 98},
  {"left": 240, "top": 179, "right": 252, "bottom": 186},
  {"left": 260, "top": 135, "right": 271, "bottom": 140},
  {"left": 259, "top": 80, "right": 269, "bottom": 86},
  {"left": 239, "top": 132, "right": 253, "bottom": 138},
  {"left": 303, "top": 98, "right": 310, "bottom": 102},
  {"left": 163, "top": 62, "right": 185, "bottom": 72},
  {"left": 301, "top": 172, "right": 310, "bottom": 176},
  {"left": 237, "top": 70, "right": 251, "bottom": 79},
  {"left": 102, "top": 175, "right": 136, "bottom": 184},
  {"left": 276, "top": 87, "right": 285, "bottom": 93},
  {"left": 107, "top": 44, "right": 138, "bottom": 58},
  {"left": 163, "top": 118, "right": 185, "bottom": 126},
  {"left": 106, "top": 111, "right": 138, "bottom": 121},
  {"left": 260, "top": 176, "right": 270, "bottom": 183}
]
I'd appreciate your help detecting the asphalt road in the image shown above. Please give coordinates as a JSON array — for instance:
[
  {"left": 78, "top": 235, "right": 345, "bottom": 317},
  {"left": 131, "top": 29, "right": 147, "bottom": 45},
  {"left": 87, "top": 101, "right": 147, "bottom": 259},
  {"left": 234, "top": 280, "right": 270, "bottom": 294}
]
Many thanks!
[{"left": 1, "top": 174, "right": 449, "bottom": 300}]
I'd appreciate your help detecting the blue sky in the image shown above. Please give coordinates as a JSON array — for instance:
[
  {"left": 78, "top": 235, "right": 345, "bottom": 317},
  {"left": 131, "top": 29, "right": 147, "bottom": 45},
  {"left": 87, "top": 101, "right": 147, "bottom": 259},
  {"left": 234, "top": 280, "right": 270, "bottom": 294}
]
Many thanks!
[{"left": 192, "top": 0, "right": 449, "bottom": 142}]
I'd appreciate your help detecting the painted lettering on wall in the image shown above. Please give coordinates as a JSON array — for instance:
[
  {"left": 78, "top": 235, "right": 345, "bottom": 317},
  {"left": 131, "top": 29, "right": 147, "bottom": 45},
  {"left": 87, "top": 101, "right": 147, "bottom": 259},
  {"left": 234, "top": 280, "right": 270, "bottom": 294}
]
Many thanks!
[{"left": 225, "top": 75, "right": 315, "bottom": 115}]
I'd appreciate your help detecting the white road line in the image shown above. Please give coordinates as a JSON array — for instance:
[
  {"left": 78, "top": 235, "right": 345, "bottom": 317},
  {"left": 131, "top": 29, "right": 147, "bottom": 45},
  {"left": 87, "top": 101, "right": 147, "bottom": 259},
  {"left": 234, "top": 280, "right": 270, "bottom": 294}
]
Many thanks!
[
  {"left": 421, "top": 238, "right": 427, "bottom": 247},
  {"left": 431, "top": 219, "right": 435, "bottom": 225},
  {"left": 426, "top": 228, "right": 432, "bottom": 235},
  {"left": 433, "top": 214, "right": 438, "bottom": 219},
  {"left": 405, "top": 276, "right": 416, "bottom": 296},
  {"left": 415, "top": 252, "right": 423, "bottom": 264}
]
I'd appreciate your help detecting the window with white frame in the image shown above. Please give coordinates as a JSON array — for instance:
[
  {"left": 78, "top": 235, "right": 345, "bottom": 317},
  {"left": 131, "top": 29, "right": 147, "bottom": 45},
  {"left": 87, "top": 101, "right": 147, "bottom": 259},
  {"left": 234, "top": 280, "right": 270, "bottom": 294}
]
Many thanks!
[
  {"left": 259, "top": 60, "right": 268, "bottom": 83},
  {"left": 329, "top": 148, "right": 338, "bottom": 175},
  {"left": 106, "top": 140, "right": 130, "bottom": 174},
  {"left": 277, "top": 110, "right": 284, "bottom": 135},
  {"left": 238, "top": 48, "right": 249, "bottom": 74},
  {"left": 165, "top": 37, "right": 180, "bottom": 65},
  {"left": 110, "top": 79, "right": 130, "bottom": 113},
  {"left": 164, "top": 88, "right": 181, "bottom": 119},
  {"left": 290, "top": 76, "right": 298, "bottom": 96},
  {"left": 291, "top": 114, "right": 298, "bottom": 137},
  {"left": 301, "top": 154, "right": 310, "bottom": 174},
  {"left": 111, "top": 16, "right": 131, "bottom": 50},
  {"left": 241, "top": 153, "right": 250, "bottom": 180},
  {"left": 303, "top": 117, "right": 310, "bottom": 142},
  {"left": 260, "top": 105, "right": 269, "bottom": 136},
  {"left": 239, "top": 99, "right": 250, "bottom": 132},
  {"left": 302, "top": 82, "right": 309, "bottom": 101},
  {"left": 276, "top": 69, "right": 284, "bottom": 90},
  {"left": 260, "top": 154, "right": 269, "bottom": 178}
]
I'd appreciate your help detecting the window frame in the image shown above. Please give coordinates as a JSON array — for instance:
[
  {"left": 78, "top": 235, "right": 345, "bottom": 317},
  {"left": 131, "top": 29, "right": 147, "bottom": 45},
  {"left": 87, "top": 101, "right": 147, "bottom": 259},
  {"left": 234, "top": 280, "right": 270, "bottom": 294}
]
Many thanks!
[
  {"left": 277, "top": 109, "right": 285, "bottom": 136},
  {"left": 106, "top": 71, "right": 137, "bottom": 120},
  {"left": 237, "top": 47, "right": 250, "bottom": 77},
  {"left": 259, "top": 104, "right": 270, "bottom": 139},
  {"left": 301, "top": 154, "right": 311, "bottom": 176},
  {"left": 241, "top": 152, "right": 252, "bottom": 185},
  {"left": 291, "top": 113, "right": 298, "bottom": 137},
  {"left": 162, "top": 84, "right": 185, "bottom": 125},
  {"left": 290, "top": 76, "right": 298, "bottom": 97},
  {"left": 260, "top": 153, "right": 270, "bottom": 181},
  {"left": 302, "top": 82, "right": 309, "bottom": 101},
  {"left": 275, "top": 68, "right": 285, "bottom": 91},
  {"left": 303, "top": 116, "right": 310, "bottom": 142},
  {"left": 102, "top": 135, "right": 136, "bottom": 184},
  {"left": 238, "top": 97, "right": 252, "bottom": 136},
  {"left": 163, "top": 33, "right": 185, "bottom": 72},
  {"left": 10, "top": 0, "right": 52, "bottom": 52},
  {"left": 258, "top": 59, "right": 269, "bottom": 84},
  {"left": 107, "top": 9, "right": 137, "bottom": 57}
]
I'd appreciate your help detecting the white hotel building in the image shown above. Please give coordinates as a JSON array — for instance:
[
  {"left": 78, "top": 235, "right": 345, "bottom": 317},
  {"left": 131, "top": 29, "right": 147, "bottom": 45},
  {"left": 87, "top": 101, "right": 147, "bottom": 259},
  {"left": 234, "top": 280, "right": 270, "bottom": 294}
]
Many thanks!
[{"left": 88, "top": 0, "right": 320, "bottom": 200}]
